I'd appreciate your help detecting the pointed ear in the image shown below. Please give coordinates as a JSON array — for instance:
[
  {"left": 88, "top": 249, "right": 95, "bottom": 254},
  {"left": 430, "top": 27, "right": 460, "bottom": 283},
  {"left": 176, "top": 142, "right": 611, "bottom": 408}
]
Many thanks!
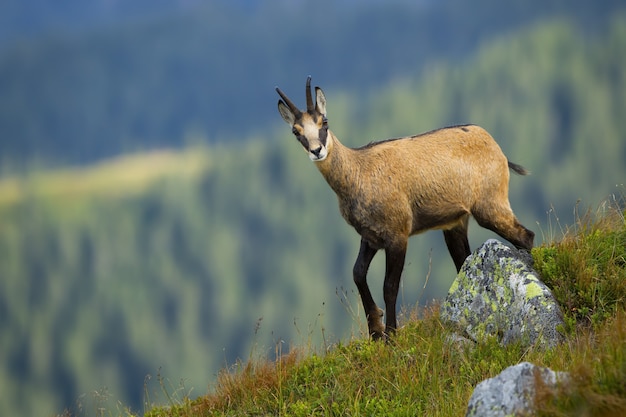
[
  {"left": 315, "top": 87, "right": 326, "bottom": 116},
  {"left": 277, "top": 100, "right": 295, "bottom": 125}
]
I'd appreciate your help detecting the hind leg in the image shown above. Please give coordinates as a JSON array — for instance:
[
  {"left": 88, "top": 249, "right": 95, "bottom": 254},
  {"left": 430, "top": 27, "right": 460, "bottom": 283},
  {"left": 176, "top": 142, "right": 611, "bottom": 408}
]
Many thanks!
[
  {"left": 473, "top": 204, "right": 534, "bottom": 251},
  {"left": 443, "top": 215, "right": 471, "bottom": 272}
]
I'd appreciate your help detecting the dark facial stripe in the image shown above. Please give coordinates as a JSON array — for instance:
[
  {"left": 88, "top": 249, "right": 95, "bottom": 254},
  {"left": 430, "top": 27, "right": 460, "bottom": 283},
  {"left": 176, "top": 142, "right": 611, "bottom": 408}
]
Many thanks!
[
  {"left": 318, "top": 126, "right": 328, "bottom": 146},
  {"left": 297, "top": 135, "right": 309, "bottom": 151}
]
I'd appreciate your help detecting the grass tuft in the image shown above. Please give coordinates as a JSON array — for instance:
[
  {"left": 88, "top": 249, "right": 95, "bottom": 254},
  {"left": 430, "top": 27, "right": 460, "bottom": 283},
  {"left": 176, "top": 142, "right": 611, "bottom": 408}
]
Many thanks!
[{"left": 533, "top": 197, "right": 626, "bottom": 329}]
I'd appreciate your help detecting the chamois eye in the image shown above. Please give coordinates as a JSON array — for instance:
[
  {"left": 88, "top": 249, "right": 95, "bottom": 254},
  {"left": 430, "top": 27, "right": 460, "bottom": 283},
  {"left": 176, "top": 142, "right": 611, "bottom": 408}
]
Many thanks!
[{"left": 292, "top": 127, "right": 298, "bottom": 136}]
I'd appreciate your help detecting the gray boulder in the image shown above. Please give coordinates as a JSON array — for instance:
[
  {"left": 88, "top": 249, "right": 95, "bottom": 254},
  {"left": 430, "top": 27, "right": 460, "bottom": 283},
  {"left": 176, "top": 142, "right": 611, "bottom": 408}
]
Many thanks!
[
  {"left": 441, "top": 239, "right": 564, "bottom": 348},
  {"left": 466, "top": 362, "right": 569, "bottom": 417}
]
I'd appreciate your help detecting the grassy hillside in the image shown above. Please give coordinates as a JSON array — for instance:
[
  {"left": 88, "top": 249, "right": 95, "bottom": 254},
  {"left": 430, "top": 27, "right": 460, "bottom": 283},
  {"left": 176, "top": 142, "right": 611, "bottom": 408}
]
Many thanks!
[{"left": 141, "top": 203, "right": 626, "bottom": 417}]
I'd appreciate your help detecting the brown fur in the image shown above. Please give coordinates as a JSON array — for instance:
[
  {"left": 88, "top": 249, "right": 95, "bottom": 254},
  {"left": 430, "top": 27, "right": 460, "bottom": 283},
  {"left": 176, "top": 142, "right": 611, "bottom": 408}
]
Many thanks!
[{"left": 277, "top": 78, "right": 534, "bottom": 340}]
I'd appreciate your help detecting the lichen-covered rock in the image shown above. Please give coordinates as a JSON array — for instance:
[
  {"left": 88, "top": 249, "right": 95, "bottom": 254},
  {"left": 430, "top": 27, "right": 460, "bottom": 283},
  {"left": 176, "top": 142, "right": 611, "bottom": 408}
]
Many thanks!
[
  {"left": 441, "top": 239, "right": 564, "bottom": 348},
  {"left": 465, "top": 362, "right": 569, "bottom": 417}
]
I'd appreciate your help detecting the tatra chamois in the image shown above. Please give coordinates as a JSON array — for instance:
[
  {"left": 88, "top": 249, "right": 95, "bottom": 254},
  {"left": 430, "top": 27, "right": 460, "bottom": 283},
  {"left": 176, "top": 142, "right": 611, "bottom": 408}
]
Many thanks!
[{"left": 276, "top": 77, "right": 534, "bottom": 340}]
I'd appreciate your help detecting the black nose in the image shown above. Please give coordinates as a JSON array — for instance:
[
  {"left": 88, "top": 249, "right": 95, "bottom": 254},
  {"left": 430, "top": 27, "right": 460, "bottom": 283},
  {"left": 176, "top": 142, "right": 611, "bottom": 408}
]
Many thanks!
[{"left": 311, "top": 146, "right": 322, "bottom": 157}]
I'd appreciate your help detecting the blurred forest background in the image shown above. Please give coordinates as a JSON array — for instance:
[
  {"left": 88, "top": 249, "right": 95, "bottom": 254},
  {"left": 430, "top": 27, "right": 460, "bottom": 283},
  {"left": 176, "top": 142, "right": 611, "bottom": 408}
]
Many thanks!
[{"left": 0, "top": 0, "right": 625, "bottom": 415}]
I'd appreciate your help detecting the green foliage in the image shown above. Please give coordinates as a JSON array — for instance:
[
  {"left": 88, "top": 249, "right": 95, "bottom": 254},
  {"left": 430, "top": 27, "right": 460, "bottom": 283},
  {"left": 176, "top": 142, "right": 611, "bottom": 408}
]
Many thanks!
[{"left": 533, "top": 201, "right": 626, "bottom": 328}]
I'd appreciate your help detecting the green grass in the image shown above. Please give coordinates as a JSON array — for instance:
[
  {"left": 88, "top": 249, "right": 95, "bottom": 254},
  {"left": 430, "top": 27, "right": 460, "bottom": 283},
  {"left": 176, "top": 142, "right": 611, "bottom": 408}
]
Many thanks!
[
  {"left": 533, "top": 202, "right": 626, "bottom": 330},
  {"left": 139, "top": 200, "right": 626, "bottom": 417}
]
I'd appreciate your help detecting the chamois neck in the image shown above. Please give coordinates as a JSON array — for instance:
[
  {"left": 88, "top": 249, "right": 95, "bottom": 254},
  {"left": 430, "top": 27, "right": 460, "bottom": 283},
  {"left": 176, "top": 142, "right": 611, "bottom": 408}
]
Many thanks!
[{"left": 314, "top": 131, "right": 359, "bottom": 195}]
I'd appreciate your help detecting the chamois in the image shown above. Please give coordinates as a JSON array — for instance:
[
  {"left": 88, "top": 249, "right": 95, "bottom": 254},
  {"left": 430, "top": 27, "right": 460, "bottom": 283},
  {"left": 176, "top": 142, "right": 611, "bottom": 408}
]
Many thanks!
[{"left": 276, "top": 77, "right": 534, "bottom": 340}]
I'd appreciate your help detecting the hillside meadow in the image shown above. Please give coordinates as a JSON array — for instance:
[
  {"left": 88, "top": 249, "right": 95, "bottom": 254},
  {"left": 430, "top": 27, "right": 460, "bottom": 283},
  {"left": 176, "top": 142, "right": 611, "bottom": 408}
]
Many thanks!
[{"left": 144, "top": 201, "right": 626, "bottom": 416}]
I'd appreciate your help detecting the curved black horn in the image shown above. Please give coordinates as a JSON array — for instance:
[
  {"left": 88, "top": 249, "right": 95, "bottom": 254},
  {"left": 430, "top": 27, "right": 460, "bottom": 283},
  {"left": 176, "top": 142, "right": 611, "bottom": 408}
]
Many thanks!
[
  {"left": 305, "top": 76, "right": 314, "bottom": 112},
  {"left": 276, "top": 86, "right": 301, "bottom": 115}
]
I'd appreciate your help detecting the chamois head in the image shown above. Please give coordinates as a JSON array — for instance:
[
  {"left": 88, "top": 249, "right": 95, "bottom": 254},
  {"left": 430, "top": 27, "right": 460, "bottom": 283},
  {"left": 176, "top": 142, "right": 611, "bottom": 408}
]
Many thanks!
[{"left": 276, "top": 76, "right": 329, "bottom": 162}]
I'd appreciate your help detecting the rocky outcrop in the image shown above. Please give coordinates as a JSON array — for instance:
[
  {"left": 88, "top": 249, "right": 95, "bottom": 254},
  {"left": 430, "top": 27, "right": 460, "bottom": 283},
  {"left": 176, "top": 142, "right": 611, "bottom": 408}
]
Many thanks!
[
  {"left": 465, "top": 362, "right": 569, "bottom": 417},
  {"left": 441, "top": 239, "right": 565, "bottom": 349}
]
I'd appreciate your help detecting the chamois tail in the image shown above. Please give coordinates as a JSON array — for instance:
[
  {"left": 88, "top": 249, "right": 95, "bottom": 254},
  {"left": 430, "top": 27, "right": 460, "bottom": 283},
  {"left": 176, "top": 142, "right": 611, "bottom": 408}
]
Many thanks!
[{"left": 508, "top": 161, "right": 530, "bottom": 176}]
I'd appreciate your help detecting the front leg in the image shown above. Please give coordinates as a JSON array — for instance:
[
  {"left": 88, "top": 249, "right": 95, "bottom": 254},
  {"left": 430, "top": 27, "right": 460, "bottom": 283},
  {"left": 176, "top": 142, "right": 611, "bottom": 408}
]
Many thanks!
[
  {"left": 353, "top": 238, "right": 385, "bottom": 339},
  {"left": 443, "top": 218, "right": 471, "bottom": 273},
  {"left": 383, "top": 240, "right": 408, "bottom": 336}
]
